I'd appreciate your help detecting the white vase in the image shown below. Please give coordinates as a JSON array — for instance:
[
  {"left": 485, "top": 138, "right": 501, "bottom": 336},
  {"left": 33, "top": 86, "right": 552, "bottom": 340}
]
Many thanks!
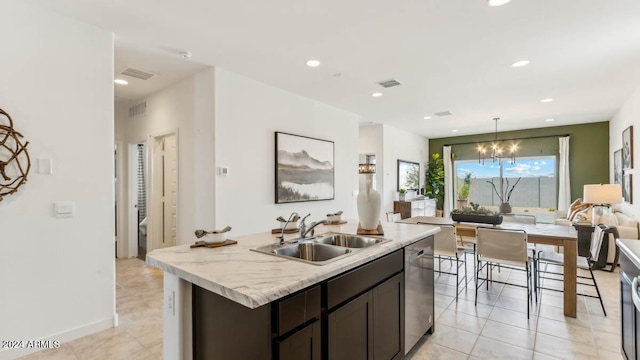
[{"left": 357, "top": 173, "right": 381, "bottom": 230}]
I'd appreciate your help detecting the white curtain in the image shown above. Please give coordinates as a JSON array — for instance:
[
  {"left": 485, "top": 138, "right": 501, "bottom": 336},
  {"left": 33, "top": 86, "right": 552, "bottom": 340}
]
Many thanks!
[
  {"left": 558, "top": 136, "right": 571, "bottom": 211},
  {"left": 443, "top": 146, "right": 454, "bottom": 218}
]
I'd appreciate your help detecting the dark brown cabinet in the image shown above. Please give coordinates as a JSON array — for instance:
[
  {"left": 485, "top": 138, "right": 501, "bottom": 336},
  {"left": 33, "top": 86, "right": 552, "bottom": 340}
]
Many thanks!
[
  {"left": 278, "top": 321, "right": 321, "bottom": 360},
  {"left": 328, "top": 291, "right": 372, "bottom": 360},
  {"left": 193, "top": 249, "right": 407, "bottom": 360},
  {"left": 620, "top": 247, "right": 640, "bottom": 360},
  {"left": 327, "top": 271, "right": 404, "bottom": 360}
]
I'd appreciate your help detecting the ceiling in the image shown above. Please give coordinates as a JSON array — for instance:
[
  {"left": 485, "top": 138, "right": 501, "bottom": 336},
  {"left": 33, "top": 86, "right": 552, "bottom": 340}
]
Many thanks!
[{"left": 28, "top": 0, "right": 640, "bottom": 138}]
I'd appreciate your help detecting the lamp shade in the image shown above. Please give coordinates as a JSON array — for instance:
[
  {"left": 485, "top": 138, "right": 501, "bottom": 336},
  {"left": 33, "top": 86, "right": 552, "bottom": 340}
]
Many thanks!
[{"left": 583, "top": 184, "right": 622, "bottom": 205}]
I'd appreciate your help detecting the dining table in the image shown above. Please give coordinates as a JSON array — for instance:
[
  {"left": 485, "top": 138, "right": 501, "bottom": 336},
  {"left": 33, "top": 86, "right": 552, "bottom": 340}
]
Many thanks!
[{"left": 399, "top": 216, "right": 579, "bottom": 318}]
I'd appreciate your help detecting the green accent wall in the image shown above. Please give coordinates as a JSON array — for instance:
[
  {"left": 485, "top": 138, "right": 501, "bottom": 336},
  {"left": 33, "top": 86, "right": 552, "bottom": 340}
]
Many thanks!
[{"left": 428, "top": 122, "right": 609, "bottom": 202}]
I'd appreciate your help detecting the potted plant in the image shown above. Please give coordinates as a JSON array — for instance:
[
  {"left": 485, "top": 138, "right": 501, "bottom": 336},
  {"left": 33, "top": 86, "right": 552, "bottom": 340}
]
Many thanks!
[
  {"left": 451, "top": 202, "right": 503, "bottom": 225},
  {"left": 457, "top": 173, "right": 472, "bottom": 210},
  {"left": 487, "top": 177, "right": 522, "bottom": 214},
  {"left": 398, "top": 188, "right": 407, "bottom": 201},
  {"left": 425, "top": 153, "right": 445, "bottom": 216}
]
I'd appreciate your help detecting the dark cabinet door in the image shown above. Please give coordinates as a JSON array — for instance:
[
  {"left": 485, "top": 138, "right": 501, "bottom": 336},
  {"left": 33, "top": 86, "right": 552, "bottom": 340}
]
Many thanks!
[
  {"left": 328, "top": 291, "right": 373, "bottom": 360},
  {"left": 373, "top": 273, "right": 404, "bottom": 360},
  {"left": 278, "top": 321, "right": 321, "bottom": 360},
  {"left": 621, "top": 272, "right": 635, "bottom": 360}
]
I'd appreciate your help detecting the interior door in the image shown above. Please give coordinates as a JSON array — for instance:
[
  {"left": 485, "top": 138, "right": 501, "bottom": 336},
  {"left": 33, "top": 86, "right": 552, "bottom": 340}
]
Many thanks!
[
  {"left": 163, "top": 135, "right": 177, "bottom": 247},
  {"left": 152, "top": 134, "right": 177, "bottom": 250}
]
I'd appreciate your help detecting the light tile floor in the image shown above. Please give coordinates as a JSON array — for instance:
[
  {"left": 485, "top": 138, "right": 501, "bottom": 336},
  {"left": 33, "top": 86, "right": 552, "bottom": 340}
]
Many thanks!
[
  {"left": 22, "top": 254, "right": 622, "bottom": 360},
  {"left": 406, "top": 253, "right": 623, "bottom": 360},
  {"left": 21, "top": 259, "right": 164, "bottom": 360}
]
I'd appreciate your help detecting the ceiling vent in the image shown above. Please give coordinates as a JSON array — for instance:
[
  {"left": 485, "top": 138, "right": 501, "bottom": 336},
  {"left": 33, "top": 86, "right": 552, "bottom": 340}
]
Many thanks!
[
  {"left": 128, "top": 101, "right": 147, "bottom": 118},
  {"left": 435, "top": 111, "right": 453, "bottom": 117},
  {"left": 120, "top": 67, "right": 156, "bottom": 81},
  {"left": 377, "top": 79, "right": 401, "bottom": 88}
]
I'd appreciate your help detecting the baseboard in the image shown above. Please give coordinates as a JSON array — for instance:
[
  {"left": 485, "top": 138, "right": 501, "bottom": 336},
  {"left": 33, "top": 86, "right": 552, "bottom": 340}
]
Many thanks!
[{"left": 0, "top": 314, "right": 117, "bottom": 360}]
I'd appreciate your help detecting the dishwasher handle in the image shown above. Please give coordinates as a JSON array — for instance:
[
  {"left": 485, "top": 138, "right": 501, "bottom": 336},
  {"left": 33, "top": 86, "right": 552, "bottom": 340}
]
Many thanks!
[
  {"left": 632, "top": 276, "right": 640, "bottom": 312},
  {"left": 408, "top": 249, "right": 426, "bottom": 262}
]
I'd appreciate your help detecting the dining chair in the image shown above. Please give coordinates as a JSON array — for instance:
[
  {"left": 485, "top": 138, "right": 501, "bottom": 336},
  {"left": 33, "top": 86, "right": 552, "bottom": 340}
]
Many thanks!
[
  {"left": 424, "top": 224, "right": 467, "bottom": 301},
  {"left": 386, "top": 212, "right": 402, "bottom": 222},
  {"left": 536, "top": 223, "right": 609, "bottom": 315},
  {"left": 475, "top": 227, "right": 536, "bottom": 318}
]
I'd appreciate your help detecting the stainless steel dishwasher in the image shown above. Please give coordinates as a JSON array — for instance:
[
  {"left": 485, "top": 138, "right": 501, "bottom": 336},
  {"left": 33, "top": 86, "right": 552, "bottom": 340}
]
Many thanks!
[{"left": 404, "top": 236, "right": 434, "bottom": 354}]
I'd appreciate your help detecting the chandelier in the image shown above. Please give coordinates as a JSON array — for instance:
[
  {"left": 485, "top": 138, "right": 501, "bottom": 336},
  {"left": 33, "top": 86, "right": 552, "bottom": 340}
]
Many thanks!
[{"left": 476, "top": 118, "right": 518, "bottom": 165}]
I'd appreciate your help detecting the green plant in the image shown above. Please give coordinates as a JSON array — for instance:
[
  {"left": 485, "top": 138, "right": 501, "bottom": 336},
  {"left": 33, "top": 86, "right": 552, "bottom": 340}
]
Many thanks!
[
  {"left": 548, "top": 207, "right": 555, "bottom": 212},
  {"left": 398, "top": 188, "right": 407, "bottom": 195},
  {"left": 451, "top": 202, "right": 498, "bottom": 216},
  {"left": 425, "top": 153, "right": 445, "bottom": 210},
  {"left": 457, "top": 173, "right": 472, "bottom": 200},
  {"left": 524, "top": 209, "right": 529, "bottom": 212}
]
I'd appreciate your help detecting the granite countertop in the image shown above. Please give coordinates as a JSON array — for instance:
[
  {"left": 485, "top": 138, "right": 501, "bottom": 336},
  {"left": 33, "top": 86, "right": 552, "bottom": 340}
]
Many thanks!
[
  {"left": 146, "top": 220, "right": 440, "bottom": 309},
  {"left": 617, "top": 238, "right": 640, "bottom": 269}
]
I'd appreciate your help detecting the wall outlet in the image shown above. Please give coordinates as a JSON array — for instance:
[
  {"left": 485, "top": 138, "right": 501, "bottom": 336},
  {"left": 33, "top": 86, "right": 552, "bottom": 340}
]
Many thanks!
[{"left": 54, "top": 201, "right": 75, "bottom": 218}]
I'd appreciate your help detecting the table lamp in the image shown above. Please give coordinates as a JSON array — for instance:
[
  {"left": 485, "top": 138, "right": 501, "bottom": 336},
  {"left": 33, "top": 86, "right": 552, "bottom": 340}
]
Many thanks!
[{"left": 583, "top": 184, "right": 622, "bottom": 224}]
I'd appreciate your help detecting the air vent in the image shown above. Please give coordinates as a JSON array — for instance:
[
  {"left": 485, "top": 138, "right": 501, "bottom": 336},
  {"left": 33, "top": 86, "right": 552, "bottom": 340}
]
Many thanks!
[
  {"left": 435, "top": 111, "right": 453, "bottom": 117},
  {"left": 129, "top": 101, "right": 147, "bottom": 118},
  {"left": 377, "top": 79, "right": 401, "bottom": 88},
  {"left": 120, "top": 67, "right": 156, "bottom": 80}
]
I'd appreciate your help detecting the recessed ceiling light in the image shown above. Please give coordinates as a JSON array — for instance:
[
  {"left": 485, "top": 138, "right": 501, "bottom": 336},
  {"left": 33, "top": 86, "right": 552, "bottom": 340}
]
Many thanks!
[
  {"left": 371, "top": 92, "right": 383, "bottom": 97},
  {"left": 511, "top": 60, "right": 530, "bottom": 68},
  {"left": 452, "top": 129, "right": 459, "bottom": 133},
  {"left": 306, "top": 60, "right": 320, "bottom": 67},
  {"left": 541, "top": 98, "right": 554, "bottom": 103},
  {"left": 487, "top": 0, "right": 512, "bottom": 6},
  {"left": 114, "top": 79, "right": 128, "bottom": 85},
  {"left": 545, "top": 118, "right": 555, "bottom": 122},
  {"left": 423, "top": 116, "right": 432, "bottom": 120}
]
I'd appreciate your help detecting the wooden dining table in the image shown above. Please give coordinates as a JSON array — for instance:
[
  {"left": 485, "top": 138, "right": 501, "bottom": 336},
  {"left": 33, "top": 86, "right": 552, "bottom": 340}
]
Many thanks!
[{"left": 400, "top": 216, "right": 579, "bottom": 318}]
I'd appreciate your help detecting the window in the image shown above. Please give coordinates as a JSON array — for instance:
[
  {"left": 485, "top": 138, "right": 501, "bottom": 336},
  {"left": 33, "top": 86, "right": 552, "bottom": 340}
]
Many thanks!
[{"left": 454, "top": 156, "right": 557, "bottom": 215}]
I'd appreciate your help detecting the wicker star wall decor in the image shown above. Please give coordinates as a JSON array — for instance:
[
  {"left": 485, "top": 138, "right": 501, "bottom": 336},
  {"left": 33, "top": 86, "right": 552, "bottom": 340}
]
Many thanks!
[{"left": 0, "top": 108, "right": 30, "bottom": 201}]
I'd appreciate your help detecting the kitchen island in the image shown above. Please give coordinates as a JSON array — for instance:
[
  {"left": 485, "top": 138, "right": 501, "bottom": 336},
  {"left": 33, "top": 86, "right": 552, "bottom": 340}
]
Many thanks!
[{"left": 147, "top": 221, "right": 439, "bottom": 359}]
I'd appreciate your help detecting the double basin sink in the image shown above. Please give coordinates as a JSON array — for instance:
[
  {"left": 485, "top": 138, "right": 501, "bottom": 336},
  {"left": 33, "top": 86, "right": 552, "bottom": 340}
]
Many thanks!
[{"left": 251, "top": 233, "right": 390, "bottom": 265}]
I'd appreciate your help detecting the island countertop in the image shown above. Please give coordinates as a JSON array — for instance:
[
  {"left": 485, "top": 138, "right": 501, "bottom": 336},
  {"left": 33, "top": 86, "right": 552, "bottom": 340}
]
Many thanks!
[
  {"left": 617, "top": 238, "right": 640, "bottom": 269},
  {"left": 146, "top": 220, "right": 440, "bottom": 309}
]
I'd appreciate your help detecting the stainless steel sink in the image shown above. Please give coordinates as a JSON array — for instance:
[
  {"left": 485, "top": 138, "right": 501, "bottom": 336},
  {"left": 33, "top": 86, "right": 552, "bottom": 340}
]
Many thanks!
[
  {"left": 313, "top": 233, "right": 390, "bottom": 248},
  {"left": 252, "top": 241, "right": 353, "bottom": 265}
]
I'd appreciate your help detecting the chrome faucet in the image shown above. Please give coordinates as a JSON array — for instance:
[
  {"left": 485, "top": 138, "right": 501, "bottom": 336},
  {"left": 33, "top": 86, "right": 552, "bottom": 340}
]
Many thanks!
[
  {"left": 279, "top": 212, "right": 299, "bottom": 245},
  {"left": 300, "top": 214, "right": 327, "bottom": 238}
]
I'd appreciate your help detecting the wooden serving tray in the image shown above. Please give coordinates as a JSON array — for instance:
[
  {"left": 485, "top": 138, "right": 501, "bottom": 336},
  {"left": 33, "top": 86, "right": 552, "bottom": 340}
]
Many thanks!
[
  {"left": 271, "top": 228, "right": 299, "bottom": 234},
  {"left": 324, "top": 220, "right": 348, "bottom": 225},
  {"left": 357, "top": 222, "right": 384, "bottom": 235},
  {"left": 190, "top": 239, "right": 238, "bottom": 248}
]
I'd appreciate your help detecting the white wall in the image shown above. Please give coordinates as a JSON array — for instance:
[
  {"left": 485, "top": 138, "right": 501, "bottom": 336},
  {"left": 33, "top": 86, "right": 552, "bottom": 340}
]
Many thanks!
[
  {"left": 358, "top": 124, "right": 429, "bottom": 219},
  {"left": 117, "top": 68, "right": 216, "bottom": 248},
  {"left": 611, "top": 86, "right": 640, "bottom": 218},
  {"left": 214, "top": 68, "right": 360, "bottom": 236},
  {"left": 0, "top": 2, "right": 114, "bottom": 359},
  {"left": 382, "top": 125, "right": 430, "bottom": 215}
]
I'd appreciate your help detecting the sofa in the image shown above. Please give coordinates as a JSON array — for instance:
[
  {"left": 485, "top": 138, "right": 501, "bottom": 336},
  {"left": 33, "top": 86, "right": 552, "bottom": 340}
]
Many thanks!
[{"left": 556, "top": 207, "right": 639, "bottom": 263}]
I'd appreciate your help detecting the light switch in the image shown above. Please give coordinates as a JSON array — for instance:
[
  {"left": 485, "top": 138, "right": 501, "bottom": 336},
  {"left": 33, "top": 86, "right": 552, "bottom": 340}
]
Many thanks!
[
  {"left": 54, "top": 201, "right": 75, "bottom": 218},
  {"left": 217, "top": 167, "right": 229, "bottom": 176},
  {"left": 37, "top": 158, "right": 52, "bottom": 174}
]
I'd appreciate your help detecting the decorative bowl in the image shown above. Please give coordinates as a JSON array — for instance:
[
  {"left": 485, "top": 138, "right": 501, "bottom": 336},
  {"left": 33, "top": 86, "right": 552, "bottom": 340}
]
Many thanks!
[
  {"left": 280, "top": 221, "right": 298, "bottom": 230},
  {"left": 203, "top": 232, "right": 228, "bottom": 244}
]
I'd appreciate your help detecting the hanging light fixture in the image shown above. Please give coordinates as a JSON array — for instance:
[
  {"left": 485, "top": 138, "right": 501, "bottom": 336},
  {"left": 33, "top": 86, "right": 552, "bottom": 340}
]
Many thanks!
[{"left": 477, "top": 118, "right": 518, "bottom": 165}]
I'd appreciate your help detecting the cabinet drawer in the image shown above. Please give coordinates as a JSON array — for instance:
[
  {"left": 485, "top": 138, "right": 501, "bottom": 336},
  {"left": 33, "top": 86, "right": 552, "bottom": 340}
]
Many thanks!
[
  {"left": 278, "top": 285, "right": 321, "bottom": 336},
  {"left": 327, "top": 250, "right": 403, "bottom": 310}
]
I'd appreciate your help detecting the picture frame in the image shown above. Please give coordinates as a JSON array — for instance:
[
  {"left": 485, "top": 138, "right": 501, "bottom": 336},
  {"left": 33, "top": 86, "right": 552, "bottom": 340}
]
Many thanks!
[
  {"left": 623, "top": 126, "right": 633, "bottom": 170},
  {"left": 275, "top": 132, "right": 335, "bottom": 203},
  {"left": 623, "top": 173, "right": 633, "bottom": 204},
  {"left": 397, "top": 159, "right": 420, "bottom": 191},
  {"left": 614, "top": 148, "right": 622, "bottom": 185}
]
